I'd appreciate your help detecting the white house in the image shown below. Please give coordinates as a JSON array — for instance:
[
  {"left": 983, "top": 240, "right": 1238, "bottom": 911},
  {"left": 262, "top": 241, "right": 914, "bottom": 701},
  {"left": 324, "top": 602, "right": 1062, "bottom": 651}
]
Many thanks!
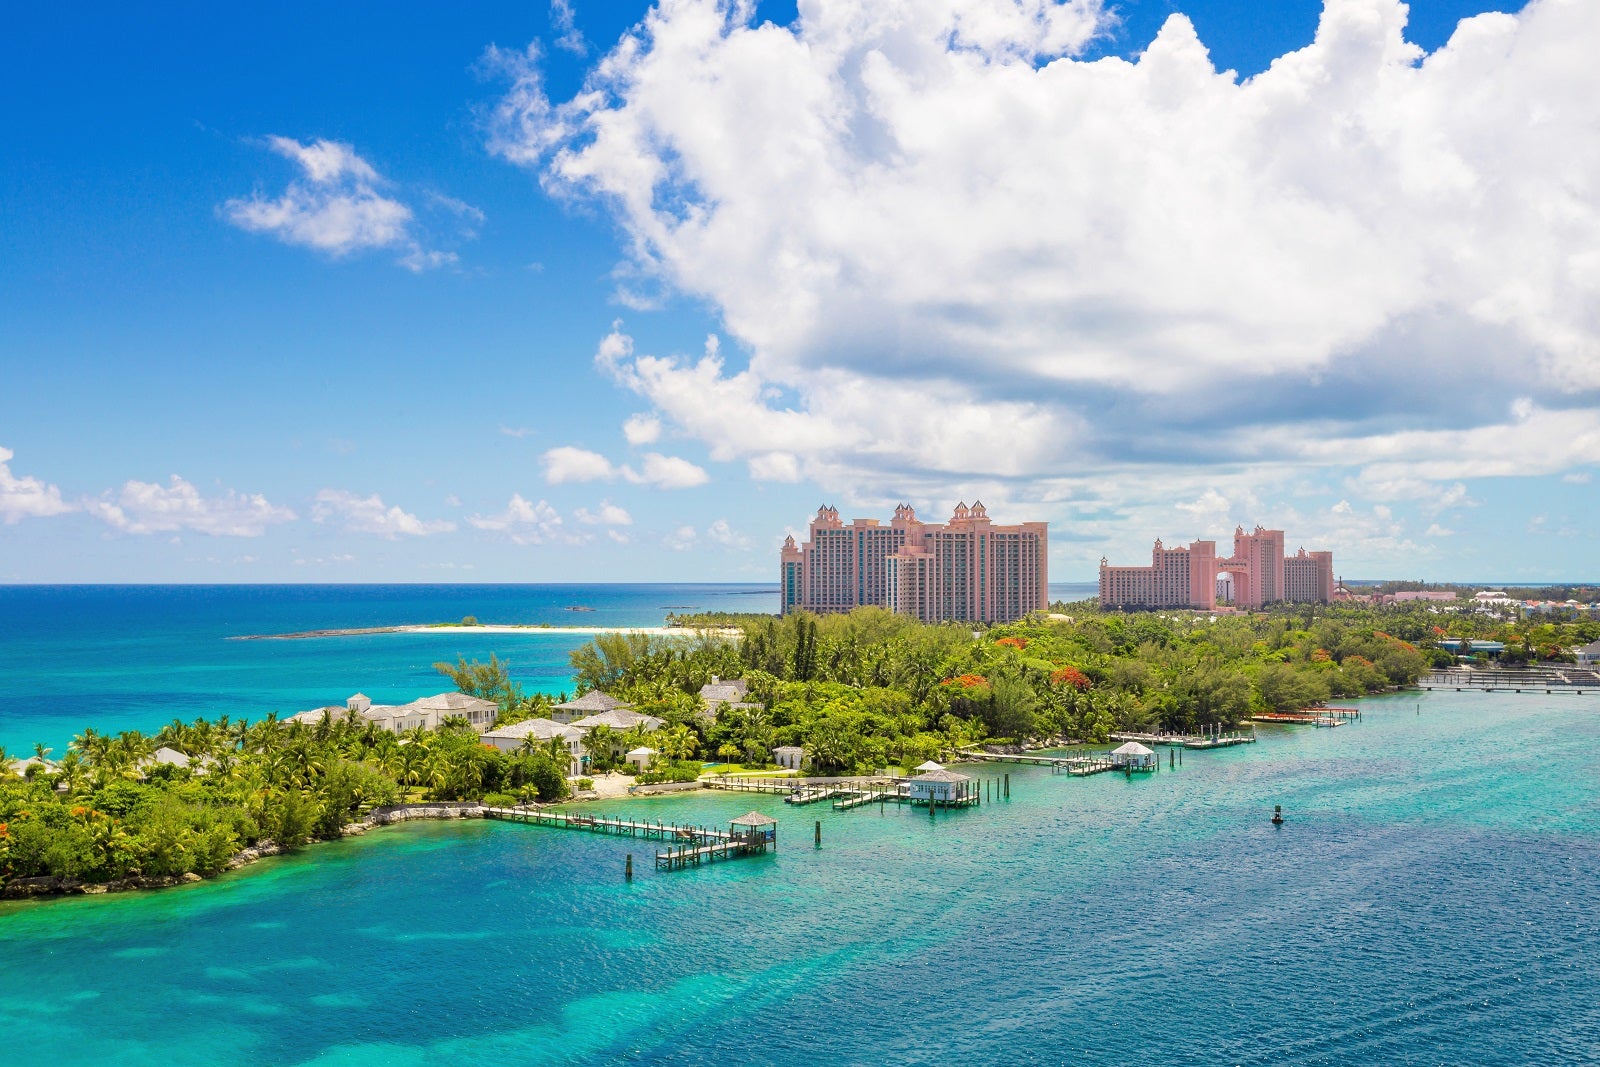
[
  {"left": 567, "top": 708, "right": 664, "bottom": 733},
  {"left": 1110, "top": 742, "right": 1157, "bottom": 770},
  {"left": 907, "top": 767, "right": 973, "bottom": 804},
  {"left": 626, "top": 746, "right": 657, "bottom": 772},
  {"left": 698, "top": 676, "right": 763, "bottom": 721},
  {"left": 407, "top": 692, "right": 499, "bottom": 731},
  {"left": 552, "top": 690, "right": 634, "bottom": 725},
  {"left": 773, "top": 745, "right": 804, "bottom": 771},
  {"left": 8, "top": 756, "right": 59, "bottom": 778},
  {"left": 481, "top": 717, "right": 585, "bottom": 776},
  {"left": 1575, "top": 640, "right": 1600, "bottom": 668}
]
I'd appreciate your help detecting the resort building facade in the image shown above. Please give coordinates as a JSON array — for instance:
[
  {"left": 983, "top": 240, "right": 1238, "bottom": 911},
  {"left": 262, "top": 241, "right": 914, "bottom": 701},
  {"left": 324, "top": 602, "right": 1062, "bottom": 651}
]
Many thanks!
[
  {"left": 781, "top": 502, "right": 1049, "bottom": 624},
  {"left": 1099, "top": 526, "right": 1334, "bottom": 610}
]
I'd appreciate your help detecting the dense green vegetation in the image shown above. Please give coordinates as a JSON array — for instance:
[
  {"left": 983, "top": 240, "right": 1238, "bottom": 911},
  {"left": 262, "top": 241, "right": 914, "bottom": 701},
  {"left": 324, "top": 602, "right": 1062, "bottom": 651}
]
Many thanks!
[
  {"left": 0, "top": 688, "right": 572, "bottom": 890},
  {"left": 577, "top": 601, "right": 1598, "bottom": 776},
  {"left": 6, "top": 599, "right": 1593, "bottom": 893}
]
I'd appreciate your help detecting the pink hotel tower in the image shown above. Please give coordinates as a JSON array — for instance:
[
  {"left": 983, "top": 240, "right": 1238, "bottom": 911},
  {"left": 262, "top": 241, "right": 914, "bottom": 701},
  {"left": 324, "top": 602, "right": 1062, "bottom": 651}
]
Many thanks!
[
  {"left": 781, "top": 503, "right": 1049, "bottom": 624},
  {"left": 1098, "top": 525, "right": 1334, "bottom": 610}
]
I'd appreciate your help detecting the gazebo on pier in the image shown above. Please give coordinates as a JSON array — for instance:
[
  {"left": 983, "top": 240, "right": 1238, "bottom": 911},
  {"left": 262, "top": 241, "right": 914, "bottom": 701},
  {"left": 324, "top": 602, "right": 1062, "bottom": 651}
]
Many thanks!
[
  {"left": 906, "top": 767, "right": 978, "bottom": 807},
  {"left": 1110, "top": 742, "right": 1157, "bottom": 771},
  {"left": 729, "top": 812, "right": 778, "bottom": 853}
]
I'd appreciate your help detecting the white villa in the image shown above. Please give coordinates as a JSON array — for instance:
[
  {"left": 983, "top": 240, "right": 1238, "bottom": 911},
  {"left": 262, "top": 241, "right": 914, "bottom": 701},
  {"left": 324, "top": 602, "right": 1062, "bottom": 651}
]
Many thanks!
[
  {"left": 626, "top": 746, "right": 657, "bottom": 772},
  {"left": 568, "top": 708, "right": 664, "bottom": 732},
  {"left": 773, "top": 745, "right": 804, "bottom": 771},
  {"left": 551, "top": 690, "right": 634, "bottom": 724},
  {"left": 698, "top": 676, "right": 763, "bottom": 720},
  {"left": 481, "top": 717, "right": 585, "bottom": 776},
  {"left": 1576, "top": 640, "right": 1600, "bottom": 668},
  {"left": 287, "top": 691, "right": 499, "bottom": 734}
]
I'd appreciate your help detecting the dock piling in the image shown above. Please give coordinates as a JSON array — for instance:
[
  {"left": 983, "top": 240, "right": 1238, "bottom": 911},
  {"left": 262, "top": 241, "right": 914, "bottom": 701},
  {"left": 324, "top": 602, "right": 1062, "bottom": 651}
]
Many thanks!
[
  {"left": 1004, "top": 773, "right": 1010, "bottom": 800},
  {"left": 815, "top": 820, "right": 821, "bottom": 848},
  {"left": 626, "top": 853, "right": 633, "bottom": 881}
]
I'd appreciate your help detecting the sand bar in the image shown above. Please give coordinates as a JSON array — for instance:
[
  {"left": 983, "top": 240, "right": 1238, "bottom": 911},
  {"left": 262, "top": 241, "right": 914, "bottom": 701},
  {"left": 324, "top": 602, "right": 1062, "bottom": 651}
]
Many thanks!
[{"left": 233, "top": 624, "right": 740, "bottom": 641}]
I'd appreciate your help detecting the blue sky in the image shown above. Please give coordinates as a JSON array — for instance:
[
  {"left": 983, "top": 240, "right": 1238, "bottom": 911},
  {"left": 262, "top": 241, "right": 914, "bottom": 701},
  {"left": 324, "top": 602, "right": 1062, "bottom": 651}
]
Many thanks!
[{"left": 3, "top": 0, "right": 1595, "bottom": 584}]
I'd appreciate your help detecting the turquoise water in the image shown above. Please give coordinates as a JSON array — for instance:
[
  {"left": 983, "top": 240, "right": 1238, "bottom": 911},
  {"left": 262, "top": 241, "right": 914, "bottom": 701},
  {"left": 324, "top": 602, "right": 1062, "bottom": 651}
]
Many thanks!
[
  {"left": 4, "top": 689, "right": 1598, "bottom": 1064},
  {"left": 0, "top": 584, "right": 777, "bottom": 753}
]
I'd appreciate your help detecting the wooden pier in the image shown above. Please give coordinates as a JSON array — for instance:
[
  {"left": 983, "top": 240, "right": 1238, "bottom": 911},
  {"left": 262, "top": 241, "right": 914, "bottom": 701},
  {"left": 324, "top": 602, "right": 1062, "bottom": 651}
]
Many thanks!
[
  {"left": 1420, "top": 667, "right": 1595, "bottom": 694},
  {"left": 482, "top": 806, "right": 777, "bottom": 874}
]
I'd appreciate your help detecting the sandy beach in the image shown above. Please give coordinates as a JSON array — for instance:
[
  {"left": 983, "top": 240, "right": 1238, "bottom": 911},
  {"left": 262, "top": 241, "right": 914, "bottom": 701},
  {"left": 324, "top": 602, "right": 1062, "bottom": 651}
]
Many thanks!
[{"left": 235, "top": 623, "right": 742, "bottom": 640}]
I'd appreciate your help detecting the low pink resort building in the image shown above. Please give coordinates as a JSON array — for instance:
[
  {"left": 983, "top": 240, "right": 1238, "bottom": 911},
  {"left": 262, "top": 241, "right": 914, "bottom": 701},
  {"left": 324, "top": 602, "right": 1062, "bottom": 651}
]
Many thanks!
[
  {"left": 781, "top": 502, "right": 1048, "bottom": 624},
  {"left": 1099, "top": 525, "right": 1334, "bottom": 610}
]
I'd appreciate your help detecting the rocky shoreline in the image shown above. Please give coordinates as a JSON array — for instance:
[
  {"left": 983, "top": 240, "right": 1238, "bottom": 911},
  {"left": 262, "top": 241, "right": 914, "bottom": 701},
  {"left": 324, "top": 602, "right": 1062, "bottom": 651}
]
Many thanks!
[{"left": 0, "top": 803, "right": 497, "bottom": 901}]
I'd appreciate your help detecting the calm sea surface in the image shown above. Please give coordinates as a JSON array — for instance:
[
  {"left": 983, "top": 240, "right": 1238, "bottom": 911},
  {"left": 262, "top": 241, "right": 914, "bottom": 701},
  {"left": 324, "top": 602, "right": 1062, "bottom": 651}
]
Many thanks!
[{"left": 2, "top": 586, "right": 1596, "bottom": 1064}]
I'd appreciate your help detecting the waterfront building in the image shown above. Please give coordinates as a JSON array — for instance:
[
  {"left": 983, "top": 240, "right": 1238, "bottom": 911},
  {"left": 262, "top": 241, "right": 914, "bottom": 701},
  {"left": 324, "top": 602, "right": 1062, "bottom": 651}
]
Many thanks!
[
  {"left": 773, "top": 745, "right": 804, "bottom": 770},
  {"left": 482, "top": 717, "right": 585, "bottom": 776},
  {"left": 1109, "top": 742, "right": 1157, "bottom": 770},
  {"left": 698, "top": 675, "right": 761, "bottom": 721},
  {"left": 1574, "top": 640, "right": 1600, "bottom": 667},
  {"left": 290, "top": 691, "right": 499, "bottom": 734},
  {"left": 626, "top": 746, "right": 656, "bottom": 772},
  {"left": 906, "top": 767, "right": 976, "bottom": 804},
  {"left": 1099, "top": 525, "right": 1333, "bottom": 610},
  {"left": 567, "top": 708, "right": 663, "bottom": 733},
  {"left": 781, "top": 502, "right": 1048, "bottom": 624}
]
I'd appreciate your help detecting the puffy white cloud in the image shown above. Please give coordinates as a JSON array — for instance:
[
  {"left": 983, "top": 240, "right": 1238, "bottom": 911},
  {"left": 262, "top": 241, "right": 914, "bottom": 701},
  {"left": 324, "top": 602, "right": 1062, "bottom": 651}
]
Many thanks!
[
  {"left": 89, "top": 477, "right": 296, "bottom": 537},
  {"left": 542, "top": 446, "right": 620, "bottom": 484},
  {"left": 312, "top": 489, "right": 455, "bottom": 538},
  {"left": 541, "top": 442, "right": 708, "bottom": 488},
  {"left": 491, "top": 0, "right": 1600, "bottom": 509},
  {"left": 705, "top": 517, "right": 749, "bottom": 549},
  {"left": 575, "top": 500, "right": 633, "bottom": 525},
  {"left": 468, "top": 494, "right": 569, "bottom": 544},
  {"left": 637, "top": 452, "right": 709, "bottom": 489},
  {"left": 224, "top": 136, "right": 467, "bottom": 270},
  {"left": 622, "top": 413, "right": 661, "bottom": 445},
  {"left": 0, "top": 446, "right": 74, "bottom": 523},
  {"left": 665, "top": 524, "right": 698, "bottom": 550}
]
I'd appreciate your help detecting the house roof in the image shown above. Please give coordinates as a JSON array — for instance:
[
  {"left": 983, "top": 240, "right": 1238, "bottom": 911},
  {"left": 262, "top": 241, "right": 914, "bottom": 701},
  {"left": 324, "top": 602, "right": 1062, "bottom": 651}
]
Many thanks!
[
  {"left": 408, "top": 692, "right": 498, "bottom": 714},
  {"left": 731, "top": 811, "right": 778, "bottom": 826},
  {"left": 699, "top": 678, "right": 750, "bottom": 705},
  {"left": 483, "top": 717, "right": 581, "bottom": 742},
  {"left": 912, "top": 768, "right": 971, "bottom": 783},
  {"left": 772, "top": 745, "right": 804, "bottom": 755},
  {"left": 1578, "top": 639, "right": 1600, "bottom": 654},
  {"left": 915, "top": 760, "right": 945, "bottom": 771},
  {"left": 9, "top": 756, "right": 58, "bottom": 775},
  {"left": 555, "top": 690, "right": 633, "bottom": 712},
  {"left": 569, "top": 709, "right": 663, "bottom": 731},
  {"left": 1112, "top": 742, "right": 1155, "bottom": 756},
  {"left": 626, "top": 746, "right": 656, "bottom": 757},
  {"left": 149, "top": 746, "right": 192, "bottom": 768}
]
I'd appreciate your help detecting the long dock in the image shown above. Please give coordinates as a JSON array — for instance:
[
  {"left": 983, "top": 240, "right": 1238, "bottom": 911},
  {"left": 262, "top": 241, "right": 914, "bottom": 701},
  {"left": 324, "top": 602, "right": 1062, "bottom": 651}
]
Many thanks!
[
  {"left": 484, "top": 807, "right": 728, "bottom": 842},
  {"left": 1420, "top": 668, "right": 1596, "bottom": 694}
]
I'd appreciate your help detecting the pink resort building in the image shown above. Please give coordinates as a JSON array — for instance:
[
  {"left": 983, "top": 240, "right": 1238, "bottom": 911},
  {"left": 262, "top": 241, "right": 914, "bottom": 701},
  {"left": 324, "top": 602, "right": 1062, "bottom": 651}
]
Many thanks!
[
  {"left": 781, "top": 503, "right": 1049, "bottom": 624},
  {"left": 1098, "top": 525, "right": 1334, "bottom": 610}
]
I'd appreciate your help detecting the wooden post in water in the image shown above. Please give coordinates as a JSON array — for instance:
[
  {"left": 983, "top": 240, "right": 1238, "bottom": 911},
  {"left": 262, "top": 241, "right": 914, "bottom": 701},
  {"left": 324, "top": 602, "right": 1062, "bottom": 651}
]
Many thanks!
[
  {"left": 1004, "top": 773, "right": 1010, "bottom": 800},
  {"left": 815, "top": 819, "right": 821, "bottom": 848},
  {"left": 626, "top": 854, "right": 633, "bottom": 881},
  {"left": 1170, "top": 748, "right": 1175, "bottom": 770}
]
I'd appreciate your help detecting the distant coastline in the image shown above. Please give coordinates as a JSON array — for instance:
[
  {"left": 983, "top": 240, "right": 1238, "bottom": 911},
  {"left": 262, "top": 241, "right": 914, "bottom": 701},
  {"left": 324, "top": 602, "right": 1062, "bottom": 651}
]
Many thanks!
[{"left": 233, "top": 623, "right": 740, "bottom": 641}]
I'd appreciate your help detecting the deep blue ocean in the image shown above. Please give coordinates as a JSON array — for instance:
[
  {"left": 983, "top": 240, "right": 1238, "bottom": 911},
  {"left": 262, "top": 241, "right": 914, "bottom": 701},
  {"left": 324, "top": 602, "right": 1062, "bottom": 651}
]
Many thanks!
[{"left": 2, "top": 585, "right": 1596, "bottom": 1065}]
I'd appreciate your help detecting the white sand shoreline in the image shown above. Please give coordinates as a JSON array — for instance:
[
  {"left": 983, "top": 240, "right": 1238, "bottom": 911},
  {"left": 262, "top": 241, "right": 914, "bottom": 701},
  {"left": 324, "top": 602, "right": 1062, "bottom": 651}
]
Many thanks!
[{"left": 236, "top": 623, "right": 742, "bottom": 640}]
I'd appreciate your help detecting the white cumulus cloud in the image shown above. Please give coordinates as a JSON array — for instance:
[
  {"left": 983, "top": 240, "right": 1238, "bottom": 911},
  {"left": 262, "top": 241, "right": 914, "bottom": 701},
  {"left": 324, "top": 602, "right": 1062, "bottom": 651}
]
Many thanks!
[
  {"left": 622, "top": 413, "right": 661, "bottom": 445},
  {"left": 575, "top": 500, "right": 633, "bottom": 525},
  {"left": 469, "top": 494, "right": 569, "bottom": 544},
  {"left": 0, "top": 447, "right": 74, "bottom": 523},
  {"left": 312, "top": 489, "right": 455, "bottom": 538},
  {"left": 541, "top": 443, "right": 708, "bottom": 489},
  {"left": 89, "top": 477, "right": 296, "bottom": 537},
  {"left": 705, "top": 517, "right": 748, "bottom": 549},
  {"left": 224, "top": 136, "right": 468, "bottom": 271},
  {"left": 490, "top": 0, "right": 1600, "bottom": 509}
]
